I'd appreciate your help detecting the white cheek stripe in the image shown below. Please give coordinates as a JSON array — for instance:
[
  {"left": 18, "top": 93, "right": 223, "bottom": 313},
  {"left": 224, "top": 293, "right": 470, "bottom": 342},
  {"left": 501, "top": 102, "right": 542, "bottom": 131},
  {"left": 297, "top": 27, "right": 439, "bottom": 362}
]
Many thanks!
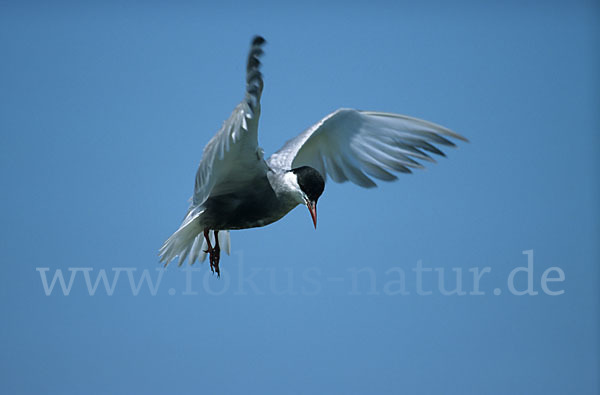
[{"left": 283, "top": 172, "right": 307, "bottom": 203}]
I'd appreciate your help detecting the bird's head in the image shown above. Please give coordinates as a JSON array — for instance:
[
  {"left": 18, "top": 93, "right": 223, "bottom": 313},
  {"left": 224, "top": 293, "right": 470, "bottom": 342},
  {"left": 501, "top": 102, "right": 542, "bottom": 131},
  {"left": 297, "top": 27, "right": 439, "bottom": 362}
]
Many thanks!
[{"left": 288, "top": 166, "right": 325, "bottom": 229}]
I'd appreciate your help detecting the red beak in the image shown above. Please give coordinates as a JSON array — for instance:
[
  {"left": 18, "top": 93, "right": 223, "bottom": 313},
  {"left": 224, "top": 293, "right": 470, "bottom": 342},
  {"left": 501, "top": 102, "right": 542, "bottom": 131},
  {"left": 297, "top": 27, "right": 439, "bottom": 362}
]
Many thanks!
[{"left": 307, "top": 200, "right": 317, "bottom": 229}]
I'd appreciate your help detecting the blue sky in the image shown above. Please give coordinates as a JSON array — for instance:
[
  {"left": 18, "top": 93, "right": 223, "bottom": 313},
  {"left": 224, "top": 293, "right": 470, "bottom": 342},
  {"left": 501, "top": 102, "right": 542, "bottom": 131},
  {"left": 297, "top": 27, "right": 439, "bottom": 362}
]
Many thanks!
[{"left": 1, "top": 1, "right": 599, "bottom": 394}]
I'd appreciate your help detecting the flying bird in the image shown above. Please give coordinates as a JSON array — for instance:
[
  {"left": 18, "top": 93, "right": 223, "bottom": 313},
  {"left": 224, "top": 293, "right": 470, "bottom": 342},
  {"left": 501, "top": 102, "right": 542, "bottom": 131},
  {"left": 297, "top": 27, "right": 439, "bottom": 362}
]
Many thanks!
[{"left": 159, "top": 36, "right": 467, "bottom": 276}]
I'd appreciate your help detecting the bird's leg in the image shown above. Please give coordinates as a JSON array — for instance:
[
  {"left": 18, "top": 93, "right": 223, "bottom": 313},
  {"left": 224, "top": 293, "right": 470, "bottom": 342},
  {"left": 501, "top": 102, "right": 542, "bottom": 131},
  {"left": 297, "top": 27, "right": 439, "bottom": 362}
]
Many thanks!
[
  {"left": 203, "top": 229, "right": 215, "bottom": 271},
  {"left": 203, "top": 229, "right": 221, "bottom": 277},
  {"left": 211, "top": 230, "right": 221, "bottom": 277}
]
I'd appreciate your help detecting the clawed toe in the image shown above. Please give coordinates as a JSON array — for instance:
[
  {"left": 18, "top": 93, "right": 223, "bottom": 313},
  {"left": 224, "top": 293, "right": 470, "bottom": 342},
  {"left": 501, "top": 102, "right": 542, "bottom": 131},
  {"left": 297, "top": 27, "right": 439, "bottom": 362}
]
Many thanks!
[
  {"left": 209, "top": 248, "right": 221, "bottom": 277},
  {"left": 203, "top": 229, "right": 221, "bottom": 277}
]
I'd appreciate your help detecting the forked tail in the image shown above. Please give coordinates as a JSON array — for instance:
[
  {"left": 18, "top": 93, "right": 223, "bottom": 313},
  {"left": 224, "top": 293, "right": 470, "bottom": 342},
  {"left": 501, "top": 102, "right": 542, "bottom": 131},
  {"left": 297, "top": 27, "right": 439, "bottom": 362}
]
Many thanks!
[{"left": 159, "top": 209, "right": 231, "bottom": 267}]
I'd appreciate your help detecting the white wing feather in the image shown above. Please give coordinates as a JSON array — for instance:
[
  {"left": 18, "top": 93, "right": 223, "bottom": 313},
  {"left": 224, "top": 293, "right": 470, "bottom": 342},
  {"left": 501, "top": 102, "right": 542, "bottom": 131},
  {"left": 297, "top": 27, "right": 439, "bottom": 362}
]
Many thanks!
[
  {"left": 160, "top": 37, "right": 267, "bottom": 267},
  {"left": 193, "top": 38, "right": 268, "bottom": 206},
  {"left": 268, "top": 108, "right": 467, "bottom": 187}
]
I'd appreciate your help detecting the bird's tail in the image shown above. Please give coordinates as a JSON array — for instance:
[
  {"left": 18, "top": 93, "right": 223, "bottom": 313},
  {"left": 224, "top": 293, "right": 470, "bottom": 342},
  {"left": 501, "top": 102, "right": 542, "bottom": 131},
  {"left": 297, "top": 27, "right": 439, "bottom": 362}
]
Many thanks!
[{"left": 159, "top": 208, "right": 231, "bottom": 267}]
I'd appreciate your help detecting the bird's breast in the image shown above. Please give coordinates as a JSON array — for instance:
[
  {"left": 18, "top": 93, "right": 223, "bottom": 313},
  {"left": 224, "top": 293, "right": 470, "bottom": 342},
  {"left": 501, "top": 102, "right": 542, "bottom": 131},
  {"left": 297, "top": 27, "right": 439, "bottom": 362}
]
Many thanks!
[{"left": 200, "top": 176, "right": 298, "bottom": 230}]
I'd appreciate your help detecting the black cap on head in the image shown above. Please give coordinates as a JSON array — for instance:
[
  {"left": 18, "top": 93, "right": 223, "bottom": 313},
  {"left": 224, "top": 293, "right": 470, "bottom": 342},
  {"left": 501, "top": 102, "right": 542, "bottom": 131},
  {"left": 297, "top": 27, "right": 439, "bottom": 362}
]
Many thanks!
[{"left": 292, "top": 166, "right": 325, "bottom": 202}]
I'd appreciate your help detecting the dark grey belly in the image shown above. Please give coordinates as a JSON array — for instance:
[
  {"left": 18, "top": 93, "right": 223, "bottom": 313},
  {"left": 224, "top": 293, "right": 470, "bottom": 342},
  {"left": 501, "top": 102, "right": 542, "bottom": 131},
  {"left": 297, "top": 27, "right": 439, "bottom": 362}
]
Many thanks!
[{"left": 202, "top": 180, "right": 291, "bottom": 230}]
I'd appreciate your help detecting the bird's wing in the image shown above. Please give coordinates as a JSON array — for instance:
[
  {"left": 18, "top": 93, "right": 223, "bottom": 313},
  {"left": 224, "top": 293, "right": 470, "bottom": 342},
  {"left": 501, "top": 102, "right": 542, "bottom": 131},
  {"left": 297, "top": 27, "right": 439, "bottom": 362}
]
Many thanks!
[
  {"left": 267, "top": 108, "right": 467, "bottom": 187},
  {"left": 192, "top": 36, "right": 269, "bottom": 206}
]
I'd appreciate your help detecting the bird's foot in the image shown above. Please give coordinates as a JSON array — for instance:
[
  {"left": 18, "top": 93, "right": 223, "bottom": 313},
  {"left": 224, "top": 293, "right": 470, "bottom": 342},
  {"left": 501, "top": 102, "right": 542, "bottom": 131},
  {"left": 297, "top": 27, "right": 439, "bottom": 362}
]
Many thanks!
[
  {"left": 203, "top": 229, "right": 221, "bottom": 277},
  {"left": 204, "top": 245, "right": 221, "bottom": 277}
]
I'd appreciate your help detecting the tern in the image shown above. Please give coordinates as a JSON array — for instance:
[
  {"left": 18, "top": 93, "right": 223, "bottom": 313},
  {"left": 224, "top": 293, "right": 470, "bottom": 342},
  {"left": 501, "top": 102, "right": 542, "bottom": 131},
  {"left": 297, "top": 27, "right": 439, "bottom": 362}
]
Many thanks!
[{"left": 159, "top": 36, "right": 467, "bottom": 275}]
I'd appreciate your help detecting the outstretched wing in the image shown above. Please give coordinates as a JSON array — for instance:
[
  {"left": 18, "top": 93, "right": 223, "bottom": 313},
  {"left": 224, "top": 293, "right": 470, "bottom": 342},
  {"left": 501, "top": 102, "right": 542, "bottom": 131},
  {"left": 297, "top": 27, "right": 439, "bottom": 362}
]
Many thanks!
[
  {"left": 192, "top": 36, "right": 268, "bottom": 206},
  {"left": 159, "top": 36, "right": 267, "bottom": 268},
  {"left": 267, "top": 109, "right": 467, "bottom": 187}
]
